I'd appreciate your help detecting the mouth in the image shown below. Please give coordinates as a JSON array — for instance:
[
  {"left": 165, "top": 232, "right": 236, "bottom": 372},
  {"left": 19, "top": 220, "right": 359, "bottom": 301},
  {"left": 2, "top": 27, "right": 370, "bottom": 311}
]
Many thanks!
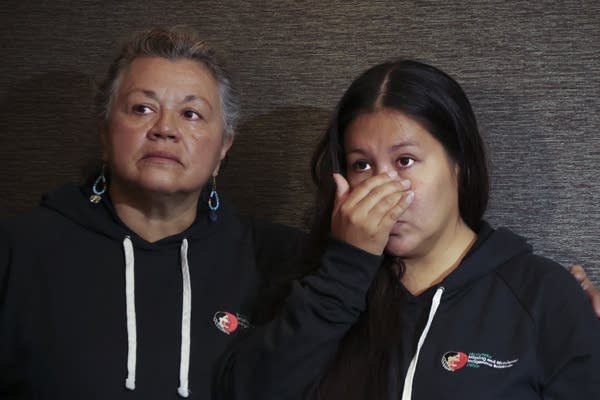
[
  {"left": 390, "top": 221, "right": 407, "bottom": 235},
  {"left": 142, "top": 151, "right": 182, "bottom": 165}
]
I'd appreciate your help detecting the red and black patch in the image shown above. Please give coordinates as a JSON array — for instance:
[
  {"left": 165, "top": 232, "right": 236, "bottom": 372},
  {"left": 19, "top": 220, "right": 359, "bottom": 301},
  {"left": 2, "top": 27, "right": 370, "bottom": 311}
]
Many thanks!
[
  {"left": 213, "top": 311, "right": 239, "bottom": 335},
  {"left": 441, "top": 351, "right": 469, "bottom": 372}
]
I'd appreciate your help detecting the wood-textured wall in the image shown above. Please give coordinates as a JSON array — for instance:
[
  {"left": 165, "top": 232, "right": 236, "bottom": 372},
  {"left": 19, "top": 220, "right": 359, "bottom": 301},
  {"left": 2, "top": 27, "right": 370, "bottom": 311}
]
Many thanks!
[{"left": 1, "top": 1, "right": 598, "bottom": 284}]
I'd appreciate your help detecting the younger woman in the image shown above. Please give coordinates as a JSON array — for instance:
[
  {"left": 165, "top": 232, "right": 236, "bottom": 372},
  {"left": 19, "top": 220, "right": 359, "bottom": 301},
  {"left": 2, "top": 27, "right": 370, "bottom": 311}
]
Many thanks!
[{"left": 218, "top": 59, "right": 600, "bottom": 399}]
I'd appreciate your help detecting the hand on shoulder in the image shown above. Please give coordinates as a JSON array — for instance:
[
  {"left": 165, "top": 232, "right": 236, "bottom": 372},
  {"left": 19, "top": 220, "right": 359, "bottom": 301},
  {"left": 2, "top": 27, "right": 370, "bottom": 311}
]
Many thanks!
[{"left": 569, "top": 264, "right": 600, "bottom": 318}]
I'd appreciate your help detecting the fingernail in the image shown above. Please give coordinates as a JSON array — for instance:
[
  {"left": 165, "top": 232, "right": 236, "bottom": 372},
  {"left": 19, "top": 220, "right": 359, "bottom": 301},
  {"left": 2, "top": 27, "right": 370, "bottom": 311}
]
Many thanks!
[
  {"left": 387, "top": 170, "right": 398, "bottom": 178},
  {"left": 400, "top": 179, "right": 411, "bottom": 189},
  {"left": 404, "top": 191, "right": 414, "bottom": 204}
]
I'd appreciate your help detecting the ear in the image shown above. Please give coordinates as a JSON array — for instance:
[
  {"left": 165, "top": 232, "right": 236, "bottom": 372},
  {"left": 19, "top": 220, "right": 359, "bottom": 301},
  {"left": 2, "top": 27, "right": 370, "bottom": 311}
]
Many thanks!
[{"left": 212, "top": 134, "right": 234, "bottom": 177}]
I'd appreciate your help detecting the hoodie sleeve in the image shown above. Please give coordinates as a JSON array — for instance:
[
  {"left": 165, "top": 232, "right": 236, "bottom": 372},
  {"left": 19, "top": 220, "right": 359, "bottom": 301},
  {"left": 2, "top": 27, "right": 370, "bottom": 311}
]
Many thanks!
[
  {"left": 214, "top": 238, "right": 382, "bottom": 400},
  {"left": 535, "top": 263, "right": 600, "bottom": 398}
]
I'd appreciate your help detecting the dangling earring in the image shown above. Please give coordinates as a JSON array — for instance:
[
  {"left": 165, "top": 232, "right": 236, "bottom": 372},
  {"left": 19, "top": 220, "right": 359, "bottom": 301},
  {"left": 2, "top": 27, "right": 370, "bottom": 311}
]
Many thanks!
[
  {"left": 208, "top": 176, "right": 220, "bottom": 222},
  {"left": 90, "top": 164, "right": 107, "bottom": 204}
]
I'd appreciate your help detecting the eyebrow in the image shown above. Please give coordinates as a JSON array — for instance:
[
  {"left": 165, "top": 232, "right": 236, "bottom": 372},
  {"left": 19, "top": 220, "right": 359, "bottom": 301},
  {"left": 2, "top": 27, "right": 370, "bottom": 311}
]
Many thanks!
[
  {"left": 346, "top": 140, "right": 419, "bottom": 155},
  {"left": 134, "top": 90, "right": 214, "bottom": 111},
  {"left": 391, "top": 141, "right": 419, "bottom": 150}
]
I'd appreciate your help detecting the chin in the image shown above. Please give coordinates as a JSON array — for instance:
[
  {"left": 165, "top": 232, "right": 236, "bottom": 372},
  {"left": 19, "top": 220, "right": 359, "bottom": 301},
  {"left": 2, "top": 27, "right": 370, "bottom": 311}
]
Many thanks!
[
  {"left": 135, "top": 178, "right": 182, "bottom": 195},
  {"left": 384, "top": 235, "right": 415, "bottom": 258}
]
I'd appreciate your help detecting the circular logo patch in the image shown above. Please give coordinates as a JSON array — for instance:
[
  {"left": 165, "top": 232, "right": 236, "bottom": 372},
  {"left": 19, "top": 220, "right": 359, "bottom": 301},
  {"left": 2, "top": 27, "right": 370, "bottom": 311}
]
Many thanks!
[
  {"left": 213, "top": 311, "right": 239, "bottom": 335},
  {"left": 441, "top": 351, "right": 469, "bottom": 372}
]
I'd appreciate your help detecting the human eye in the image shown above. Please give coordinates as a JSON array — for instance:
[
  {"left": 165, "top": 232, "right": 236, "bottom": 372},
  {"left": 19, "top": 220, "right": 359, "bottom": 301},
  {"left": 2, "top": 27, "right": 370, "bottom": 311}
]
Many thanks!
[
  {"left": 397, "top": 156, "right": 415, "bottom": 168},
  {"left": 352, "top": 160, "right": 372, "bottom": 172},
  {"left": 132, "top": 104, "right": 153, "bottom": 114},
  {"left": 182, "top": 109, "right": 202, "bottom": 121}
]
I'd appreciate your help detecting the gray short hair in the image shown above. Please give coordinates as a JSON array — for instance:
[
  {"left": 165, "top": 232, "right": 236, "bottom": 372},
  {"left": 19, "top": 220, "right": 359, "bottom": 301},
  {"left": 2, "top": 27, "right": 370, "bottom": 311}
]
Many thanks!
[{"left": 96, "top": 27, "right": 240, "bottom": 137}]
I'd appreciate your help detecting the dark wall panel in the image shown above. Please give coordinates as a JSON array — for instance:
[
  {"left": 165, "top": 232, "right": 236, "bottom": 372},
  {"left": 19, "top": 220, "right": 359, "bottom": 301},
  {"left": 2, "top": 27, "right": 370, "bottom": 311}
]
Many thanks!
[{"left": 1, "top": 1, "right": 598, "bottom": 284}]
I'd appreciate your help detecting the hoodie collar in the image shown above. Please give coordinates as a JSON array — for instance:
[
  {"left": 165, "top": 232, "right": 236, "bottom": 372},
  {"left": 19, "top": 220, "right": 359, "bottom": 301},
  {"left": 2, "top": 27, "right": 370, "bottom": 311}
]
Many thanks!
[
  {"left": 398, "top": 221, "right": 533, "bottom": 302},
  {"left": 40, "top": 183, "right": 227, "bottom": 248},
  {"left": 439, "top": 221, "right": 532, "bottom": 296}
]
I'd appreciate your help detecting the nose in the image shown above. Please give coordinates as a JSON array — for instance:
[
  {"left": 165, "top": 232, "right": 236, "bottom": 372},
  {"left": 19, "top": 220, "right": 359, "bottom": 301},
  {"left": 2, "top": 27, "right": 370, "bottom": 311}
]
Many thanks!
[
  {"left": 148, "top": 110, "right": 180, "bottom": 141},
  {"left": 374, "top": 162, "right": 396, "bottom": 176}
]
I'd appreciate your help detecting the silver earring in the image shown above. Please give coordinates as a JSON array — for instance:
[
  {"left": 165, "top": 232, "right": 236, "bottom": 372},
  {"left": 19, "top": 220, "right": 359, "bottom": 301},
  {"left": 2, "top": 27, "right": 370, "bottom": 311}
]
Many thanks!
[{"left": 90, "top": 164, "right": 107, "bottom": 204}]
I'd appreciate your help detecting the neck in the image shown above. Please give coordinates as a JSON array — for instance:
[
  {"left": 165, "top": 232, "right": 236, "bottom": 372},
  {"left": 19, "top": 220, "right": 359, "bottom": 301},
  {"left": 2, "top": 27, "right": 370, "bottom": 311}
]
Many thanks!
[
  {"left": 110, "top": 185, "right": 201, "bottom": 243},
  {"left": 401, "top": 220, "right": 477, "bottom": 295}
]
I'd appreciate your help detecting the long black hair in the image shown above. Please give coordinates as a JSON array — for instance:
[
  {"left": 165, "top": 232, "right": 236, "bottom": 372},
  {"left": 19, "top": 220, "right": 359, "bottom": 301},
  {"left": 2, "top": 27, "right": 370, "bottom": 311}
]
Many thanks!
[{"left": 310, "top": 59, "right": 489, "bottom": 398}]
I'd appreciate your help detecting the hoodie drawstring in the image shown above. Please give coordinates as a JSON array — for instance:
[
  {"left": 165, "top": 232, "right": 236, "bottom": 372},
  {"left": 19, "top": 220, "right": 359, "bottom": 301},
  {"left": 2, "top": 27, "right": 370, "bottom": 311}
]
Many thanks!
[
  {"left": 178, "top": 238, "right": 192, "bottom": 398},
  {"left": 122, "top": 237, "right": 192, "bottom": 398},
  {"left": 401, "top": 286, "right": 444, "bottom": 400},
  {"left": 123, "top": 236, "right": 137, "bottom": 391}
]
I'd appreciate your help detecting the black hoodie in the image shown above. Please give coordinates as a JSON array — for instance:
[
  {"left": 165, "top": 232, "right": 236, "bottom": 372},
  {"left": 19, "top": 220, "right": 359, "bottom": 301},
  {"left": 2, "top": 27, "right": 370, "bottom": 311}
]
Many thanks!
[
  {"left": 217, "top": 222, "right": 600, "bottom": 399},
  {"left": 0, "top": 183, "right": 313, "bottom": 399}
]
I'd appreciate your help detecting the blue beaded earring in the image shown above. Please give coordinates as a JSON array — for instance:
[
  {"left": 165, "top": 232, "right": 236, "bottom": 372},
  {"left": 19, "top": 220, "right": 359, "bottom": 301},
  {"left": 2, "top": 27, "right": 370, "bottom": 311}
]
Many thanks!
[
  {"left": 90, "top": 164, "right": 107, "bottom": 204},
  {"left": 208, "top": 176, "right": 220, "bottom": 221}
]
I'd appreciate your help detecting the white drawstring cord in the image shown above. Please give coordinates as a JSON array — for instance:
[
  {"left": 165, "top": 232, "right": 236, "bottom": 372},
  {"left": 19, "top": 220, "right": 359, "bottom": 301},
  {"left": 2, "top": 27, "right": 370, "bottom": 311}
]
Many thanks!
[
  {"left": 123, "top": 236, "right": 137, "bottom": 391},
  {"left": 122, "top": 236, "right": 192, "bottom": 397},
  {"left": 177, "top": 238, "right": 192, "bottom": 398},
  {"left": 401, "top": 286, "right": 444, "bottom": 400}
]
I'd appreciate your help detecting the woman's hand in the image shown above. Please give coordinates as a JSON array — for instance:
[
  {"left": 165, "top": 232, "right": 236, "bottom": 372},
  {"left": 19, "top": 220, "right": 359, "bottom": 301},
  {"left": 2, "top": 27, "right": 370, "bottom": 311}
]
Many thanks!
[
  {"left": 569, "top": 264, "right": 600, "bottom": 318},
  {"left": 331, "top": 172, "right": 414, "bottom": 255}
]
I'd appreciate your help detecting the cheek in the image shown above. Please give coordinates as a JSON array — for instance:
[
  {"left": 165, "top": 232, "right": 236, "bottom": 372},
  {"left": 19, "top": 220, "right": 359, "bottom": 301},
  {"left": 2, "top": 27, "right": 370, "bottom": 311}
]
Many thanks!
[
  {"left": 106, "top": 121, "right": 130, "bottom": 146},
  {"left": 108, "top": 113, "right": 151, "bottom": 138},
  {"left": 194, "top": 134, "right": 222, "bottom": 153},
  {"left": 403, "top": 177, "right": 441, "bottom": 216},
  {"left": 410, "top": 174, "right": 458, "bottom": 220},
  {"left": 345, "top": 169, "right": 372, "bottom": 188},
  {"left": 347, "top": 175, "right": 365, "bottom": 189},
  {"left": 189, "top": 137, "right": 225, "bottom": 168},
  {"left": 104, "top": 129, "right": 143, "bottom": 166},
  {"left": 106, "top": 131, "right": 135, "bottom": 155}
]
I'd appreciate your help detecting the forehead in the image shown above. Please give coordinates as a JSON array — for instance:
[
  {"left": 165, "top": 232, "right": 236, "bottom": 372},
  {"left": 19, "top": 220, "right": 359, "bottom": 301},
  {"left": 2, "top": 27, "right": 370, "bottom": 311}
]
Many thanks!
[
  {"left": 116, "top": 56, "right": 220, "bottom": 102},
  {"left": 344, "top": 109, "right": 433, "bottom": 149}
]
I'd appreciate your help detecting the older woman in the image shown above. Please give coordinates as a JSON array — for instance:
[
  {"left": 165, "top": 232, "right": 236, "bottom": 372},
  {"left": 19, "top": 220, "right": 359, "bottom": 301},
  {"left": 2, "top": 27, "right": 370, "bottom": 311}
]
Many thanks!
[
  {"left": 217, "top": 60, "right": 600, "bottom": 399},
  {"left": 0, "top": 27, "right": 339, "bottom": 400}
]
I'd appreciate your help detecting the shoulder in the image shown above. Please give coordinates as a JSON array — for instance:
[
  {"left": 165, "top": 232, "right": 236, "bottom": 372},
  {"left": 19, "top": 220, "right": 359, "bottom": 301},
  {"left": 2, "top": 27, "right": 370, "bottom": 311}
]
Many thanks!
[
  {"left": 216, "top": 197, "right": 306, "bottom": 248},
  {"left": 495, "top": 253, "right": 600, "bottom": 392},
  {"left": 214, "top": 203, "right": 309, "bottom": 275},
  {"left": 1, "top": 206, "right": 60, "bottom": 300},
  {"left": 0, "top": 183, "right": 112, "bottom": 281},
  {"left": 1, "top": 183, "right": 89, "bottom": 237},
  {"left": 226, "top": 217, "right": 309, "bottom": 323},
  {"left": 1, "top": 206, "right": 63, "bottom": 242},
  {"left": 242, "top": 216, "right": 308, "bottom": 272},
  {"left": 495, "top": 252, "right": 598, "bottom": 324},
  {"left": 496, "top": 252, "right": 565, "bottom": 289},
  {"left": 247, "top": 217, "right": 307, "bottom": 250}
]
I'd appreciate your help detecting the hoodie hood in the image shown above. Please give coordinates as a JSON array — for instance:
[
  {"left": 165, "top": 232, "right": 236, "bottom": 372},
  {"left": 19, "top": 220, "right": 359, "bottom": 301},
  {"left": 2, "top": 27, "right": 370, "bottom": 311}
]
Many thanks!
[
  {"left": 441, "top": 221, "right": 532, "bottom": 296},
  {"left": 40, "top": 183, "right": 223, "bottom": 248}
]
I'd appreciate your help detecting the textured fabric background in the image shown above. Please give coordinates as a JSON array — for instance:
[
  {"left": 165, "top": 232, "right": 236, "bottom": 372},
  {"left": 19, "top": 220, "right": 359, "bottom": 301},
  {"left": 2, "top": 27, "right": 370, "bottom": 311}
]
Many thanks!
[{"left": 0, "top": 1, "right": 598, "bottom": 284}]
